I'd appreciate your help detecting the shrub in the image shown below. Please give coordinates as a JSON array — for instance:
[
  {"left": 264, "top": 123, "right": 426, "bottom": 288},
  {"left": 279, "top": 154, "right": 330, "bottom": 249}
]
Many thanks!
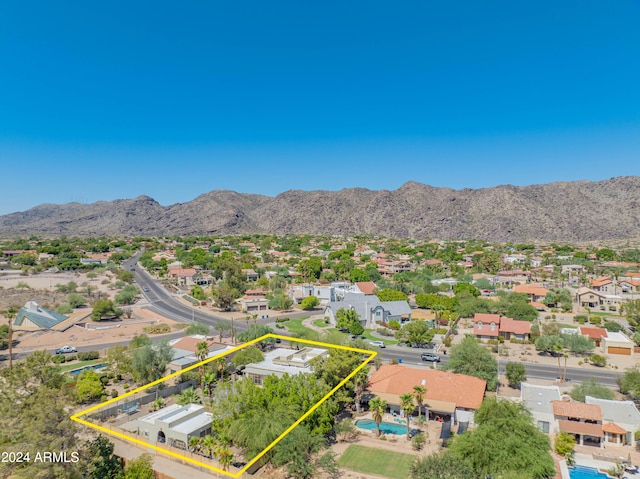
[
  {"left": 412, "top": 433, "right": 426, "bottom": 451},
  {"left": 99, "top": 375, "right": 110, "bottom": 386},
  {"left": 52, "top": 355, "right": 66, "bottom": 364},
  {"left": 488, "top": 339, "right": 499, "bottom": 345},
  {"left": 123, "top": 384, "right": 130, "bottom": 389},
  {"left": 576, "top": 317, "right": 587, "bottom": 324},
  {"left": 111, "top": 389, "right": 118, "bottom": 398},
  {"left": 275, "top": 317, "right": 288, "bottom": 323},
  {"left": 589, "top": 354, "right": 607, "bottom": 367},
  {"left": 575, "top": 315, "right": 587, "bottom": 322},
  {"left": 67, "top": 354, "right": 77, "bottom": 361},
  {"left": 77, "top": 351, "right": 100, "bottom": 361},
  {"left": 275, "top": 324, "right": 285, "bottom": 329},
  {"left": 388, "top": 320, "right": 401, "bottom": 331},
  {"left": 143, "top": 324, "right": 171, "bottom": 334},
  {"left": 609, "top": 306, "right": 617, "bottom": 312},
  {"left": 589, "top": 316, "right": 602, "bottom": 325}
]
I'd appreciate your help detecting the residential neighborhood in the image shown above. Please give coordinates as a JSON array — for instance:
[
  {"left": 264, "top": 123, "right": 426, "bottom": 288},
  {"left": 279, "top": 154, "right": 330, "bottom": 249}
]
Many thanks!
[{"left": 3, "top": 234, "right": 640, "bottom": 479}]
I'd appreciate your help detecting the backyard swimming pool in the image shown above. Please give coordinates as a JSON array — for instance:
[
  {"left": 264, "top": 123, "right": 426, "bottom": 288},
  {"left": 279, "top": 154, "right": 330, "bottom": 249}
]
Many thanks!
[
  {"left": 355, "top": 419, "right": 408, "bottom": 435},
  {"left": 69, "top": 364, "right": 107, "bottom": 376},
  {"left": 568, "top": 465, "right": 609, "bottom": 479}
]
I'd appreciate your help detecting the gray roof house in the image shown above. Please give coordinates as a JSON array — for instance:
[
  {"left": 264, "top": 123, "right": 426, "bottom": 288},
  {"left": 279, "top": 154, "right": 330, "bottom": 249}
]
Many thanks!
[
  {"left": 323, "top": 292, "right": 412, "bottom": 329},
  {"left": 136, "top": 403, "right": 212, "bottom": 449},
  {"left": 13, "top": 301, "right": 68, "bottom": 330},
  {"left": 586, "top": 396, "right": 640, "bottom": 443},
  {"left": 519, "top": 382, "right": 562, "bottom": 434}
]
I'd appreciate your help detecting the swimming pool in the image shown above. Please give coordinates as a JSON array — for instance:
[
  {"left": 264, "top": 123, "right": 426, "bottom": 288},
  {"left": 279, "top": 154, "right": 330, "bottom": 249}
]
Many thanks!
[
  {"left": 355, "top": 419, "right": 408, "bottom": 435},
  {"left": 69, "top": 364, "right": 107, "bottom": 376},
  {"left": 568, "top": 465, "right": 609, "bottom": 479}
]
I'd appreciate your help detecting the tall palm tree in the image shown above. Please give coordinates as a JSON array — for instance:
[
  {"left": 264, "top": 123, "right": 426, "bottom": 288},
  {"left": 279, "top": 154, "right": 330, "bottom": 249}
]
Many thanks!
[
  {"left": 196, "top": 341, "right": 209, "bottom": 385},
  {"left": 202, "top": 372, "right": 216, "bottom": 396},
  {"left": 400, "top": 393, "right": 415, "bottom": 440},
  {"left": 353, "top": 367, "right": 369, "bottom": 415},
  {"left": 553, "top": 343, "right": 564, "bottom": 382},
  {"left": 216, "top": 357, "right": 227, "bottom": 382},
  {"left": 413, "top": 385, "right": 427, "bottom": 418},
  {"left": 4, "top": 307, "right": 17, "bottom": 373},
  {"left": 369, "top": 397, "right": 387, "bottom": 437}
]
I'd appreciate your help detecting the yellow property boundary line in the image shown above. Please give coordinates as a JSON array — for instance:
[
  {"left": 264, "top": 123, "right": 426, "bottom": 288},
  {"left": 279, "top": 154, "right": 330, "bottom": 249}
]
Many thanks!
[{"left": 71, "top": 333, "right": 376, "bottom": 478}]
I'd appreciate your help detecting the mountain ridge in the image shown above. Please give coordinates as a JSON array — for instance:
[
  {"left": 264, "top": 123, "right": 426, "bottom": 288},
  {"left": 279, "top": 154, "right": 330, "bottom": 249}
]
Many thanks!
[{"left": 1, "top": 176, "right": 639, "bottom": 242}]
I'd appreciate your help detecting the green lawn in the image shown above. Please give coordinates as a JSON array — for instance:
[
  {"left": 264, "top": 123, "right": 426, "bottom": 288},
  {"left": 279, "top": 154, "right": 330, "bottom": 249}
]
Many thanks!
[
  {"left": 338, "top": 445, "right": 414, "bottom": 479},
  {"left": 313, "top": 318, "right": 330, "bottom": 328},
  {"left": 56, "top": 358, "right": 104, "bottom": 373},
  {"left": 326, "top": 327, "right": 398, "bottom": 346},
  {"left": 282, "top": 317, "right": 316, "bottom": 336}
]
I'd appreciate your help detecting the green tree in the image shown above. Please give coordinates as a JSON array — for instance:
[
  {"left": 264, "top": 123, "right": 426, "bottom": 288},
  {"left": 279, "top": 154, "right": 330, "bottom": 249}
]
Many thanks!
[
  {"left": 449, "top": 399, "right": 555, "bottom": 479},
  {"left": 620, "top": 364, "right": 640, "bottom": 399},
  {"left": 396, "top": 320, "right": 435, "bottom": 348},
  {"left": 131, "top": 341, "right": 174, "bottom": 384},
  {"left": 353, "top": 368, "right": 369, "bottom": 414},
  {"left": 534, "top": 335, "right": 565, "bottom": 355},
  {"left": 336, "top": 308, "right": 360, "bottom": 329},
  {"left": 129, "top": 333, "right": 152, "bottom": 349},
  {"left": 185, "top": 322, "right": 210, "bottom": 336},
  {"left": 75, "top": 370, "right": 105, "bottom": 403},
  {"left": 376, "top": 288, "right": 408, "bottom": 302},
  {"left": 123, "top": 453, "right": 154, "bottom": 479},
  {"left": 505, "top": 362, "right": 527, "bottom": 389},
  {"left": 349, "top": 268, "right": 369, "bottom": 282},
  {"left": 106, "top": 345, "right": 132, "bottom": 376},
  {"left": 554, "top": 432, "right": 576, "bottom": 457},
  {"left": 563, "top": 334, "right": 595, "bottom": 354},
  {"left": 625, "top": 299, "right": 640, "bottom": 329},
  {"left": 301, "top": 295, "right": 320, "bottom": 310},
  {"left": 91, "top": 299, "right": 123, "bottom": 321},
  {"left": 67, "top": 292, "right": 87, "bottom": 308},
  {"left": 369, "top": 397, "right": 387, "bottom": 437},
  {"left": 216, "top": 282, "right": 239, "bottom": 311},
  {"left": 268, "top": 290, "right": 294, "bottom": 310},
  {"left": 410, "top": 452, "right": 478, "bottom": 479},
  {"left": 231, "top": 346, "right": 264, "bottom": 368},
  {"left": 349, "top": 320, "right": 364, "bottom": 335},
  {"left": 453, "top": 282, "right": 480, "bottom": 297},
  {"left": 506, "top": 301, "right": 539, "bottom": 321},
  {"left": 85, "top": 435, "right": 124, "bottom": 479},
  {"left": 443, "top": 335, "right": 497, "bottom": 390}
]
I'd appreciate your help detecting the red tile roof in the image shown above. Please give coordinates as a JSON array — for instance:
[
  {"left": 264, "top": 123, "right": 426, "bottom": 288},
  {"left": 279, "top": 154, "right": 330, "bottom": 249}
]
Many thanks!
[
  {"left": 590, "top": 276, "right": 612, "bottom": 288},
  {"left": 368, "top": 364, "right": 486, "bottom": 410},
  {"left": 579, "top": 327, "right": 608, "bottom": 340},
  {"left": 552, "top": 400, "right": 602, "bottom": 421},
  {"left": 499, "top": 317, "right": 531, "bottom": 335},
  {"left": 172, "top": 337, "right": 217, "bottom": 353},
  {"left": 602, "top": 422, "right": 627, "bottom": 434},
  {"left": 513, "top": 284, "right": 550, "bottom": 297},
  {"left": 355, "top": 282, "right": 377, "bottom": 295},
  {"left": 473, "top": 313, "right": 500, "bottom": 337}
]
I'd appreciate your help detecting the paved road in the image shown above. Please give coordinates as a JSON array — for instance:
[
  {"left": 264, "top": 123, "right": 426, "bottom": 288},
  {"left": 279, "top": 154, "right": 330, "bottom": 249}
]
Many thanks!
[{"left": 376, "top": 346, "right": 622, "bottom": 386}]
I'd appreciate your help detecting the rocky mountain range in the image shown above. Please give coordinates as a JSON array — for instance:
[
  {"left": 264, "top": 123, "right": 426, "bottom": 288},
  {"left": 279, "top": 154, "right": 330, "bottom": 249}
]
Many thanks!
[{"left": 1, "top": 177, "right": 639, "bottom": 242}]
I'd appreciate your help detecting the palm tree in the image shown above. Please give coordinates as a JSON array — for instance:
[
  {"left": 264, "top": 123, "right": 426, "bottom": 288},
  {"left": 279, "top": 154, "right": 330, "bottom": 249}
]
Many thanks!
[
  {"left": 189, "top": 436, "right": 202, "bottom": 454},
  {"left": 215, "top": 443, "right": 234, "bottom": 472},
  {"left": 413, "top": 385, "right": 427, "bottom": 418},
  {"left": 400, "top": 393, "right": 415, "bottom": 440},
  {"left": 202, "top": 372, "right": 216, "bottom": 396},
  {"left": 216, "top": 357, "right": 227, "bottom": 382},
  {"left": 196, "top": 341, "right": 209, "bottom": 385},
  {"left": 201, "top": 435, "right": 216, "bottom": 458},
  {"left": 553, "top": 343, "right": 564, "bottom": 382},
  {"left": 563, "top": 353, "right": 569, "bottom": 383},
  {"left": 3, "top": 307, "right": 17, "bottom": 373},
  {"left": 369, "top": 397, "right": 387, "bottom": 437},
  {"left": 353, "top": 367, "right": 369, "bottom": 415},
  {"left": 177, "top": 386, "right": 202, "bottom": 405}
]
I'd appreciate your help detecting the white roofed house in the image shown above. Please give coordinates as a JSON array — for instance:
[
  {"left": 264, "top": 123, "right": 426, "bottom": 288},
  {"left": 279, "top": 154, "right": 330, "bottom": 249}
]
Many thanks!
[
  {"left": 585, "top": 396, "right": 640, "bottom": 446},
  {"left": 136, "top": 404, "right": 213, "bottom": 450},
  {"left": 519, "top": 383, "right": 562, "bottom": 434},
  {"left": 243, "top": 347, "right": 328, "bottom": 386},
  {"left": 323, "top": 292, "right": 412, "bottom": 329}
]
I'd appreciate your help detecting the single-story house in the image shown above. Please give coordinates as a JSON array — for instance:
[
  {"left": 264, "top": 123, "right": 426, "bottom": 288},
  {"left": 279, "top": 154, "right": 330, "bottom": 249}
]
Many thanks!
[
  {"left": 243, "top": 347, "right": 328, "bottom": 386},
  {"left": 136, "top": 403, "right": 213, "bottom": 449},
  {"left": 367, "top": 364, "right": 486, "bottom": 425},
  {"left": 167, "top": 336, "right": 231, "bottom": 374},
  {"left": 579, "top": 327, "right": 607, "bottom": 347},
  {"left": 13, "top": 301, "right": 70, "bottom": 331},
  {"left": 239, "top": 295, "right": 269, "bottom": 313}
]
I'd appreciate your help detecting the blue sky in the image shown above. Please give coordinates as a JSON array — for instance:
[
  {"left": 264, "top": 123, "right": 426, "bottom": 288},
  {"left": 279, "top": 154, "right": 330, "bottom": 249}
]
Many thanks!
[{"left": 1, "top": 1, "right": 639, "bottom": 215}]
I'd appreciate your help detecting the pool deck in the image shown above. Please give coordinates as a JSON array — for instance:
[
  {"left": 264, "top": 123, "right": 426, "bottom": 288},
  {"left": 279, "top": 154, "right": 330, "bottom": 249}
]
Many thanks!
[{"left": 573, "top": 453, "right": 618, "bottom": 471}]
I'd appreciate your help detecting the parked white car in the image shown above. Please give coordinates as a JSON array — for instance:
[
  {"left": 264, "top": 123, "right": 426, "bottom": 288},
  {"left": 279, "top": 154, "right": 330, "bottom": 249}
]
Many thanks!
[{"left": 369, "top": 341, "right": 386, "bottom": 348}]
